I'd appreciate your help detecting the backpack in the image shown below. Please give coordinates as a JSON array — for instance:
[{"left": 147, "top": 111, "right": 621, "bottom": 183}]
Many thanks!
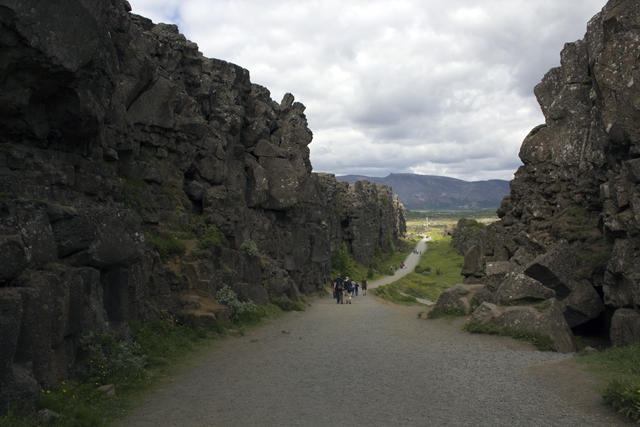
[
  {"left": 344, "top": 280, "right": 353, "bottom": 292},
  {"left": 335, "top": 279, "right": 343, "bottom": 290}
]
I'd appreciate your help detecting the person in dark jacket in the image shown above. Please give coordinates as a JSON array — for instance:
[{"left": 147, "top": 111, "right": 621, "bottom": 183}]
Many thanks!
[{"left": 333, "top": 274, "right": 344, "bottom": 304}]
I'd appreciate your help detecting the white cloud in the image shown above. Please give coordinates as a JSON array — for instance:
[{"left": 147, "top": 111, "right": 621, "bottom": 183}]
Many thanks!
[{"left": 128, "top": 0, "right": 607, "bottom": 181}]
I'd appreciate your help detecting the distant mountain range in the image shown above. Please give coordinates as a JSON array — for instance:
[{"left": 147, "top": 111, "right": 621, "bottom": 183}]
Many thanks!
[{"left": 337, "top": 173, "right": 510, "bottom": 211}]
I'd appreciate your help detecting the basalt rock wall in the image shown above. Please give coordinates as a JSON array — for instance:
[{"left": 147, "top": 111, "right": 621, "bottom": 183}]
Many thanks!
[
  {"left": 456, "top": 0, "right": 640, "bottom": 349},
  {"left": 0, "top": 0, "right": 405, "bottom": 412}
]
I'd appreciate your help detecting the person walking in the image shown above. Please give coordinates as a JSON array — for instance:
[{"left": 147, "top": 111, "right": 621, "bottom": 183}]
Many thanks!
[
  {"left": 334, "top": 274, "right": 344, "bottom": 304},
  {"left": 355, "top": 281, "right": 359, "bottom": 296},
  {"left": 361, "top": 277, "right": 368, "bottom": 296},
  {"left": 344, "top": 277, "right": 353, "bottom": 304}
]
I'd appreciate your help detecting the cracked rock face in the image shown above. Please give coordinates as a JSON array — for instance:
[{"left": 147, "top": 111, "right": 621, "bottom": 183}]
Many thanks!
[
  {"left": 453, "top": 0, "right": 640, "bottom": 348},
  {"left": 0, "top": 0, "right": 405, "bottom": 413}
]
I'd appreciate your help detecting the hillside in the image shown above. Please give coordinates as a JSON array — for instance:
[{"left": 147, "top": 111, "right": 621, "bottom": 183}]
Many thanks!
[{"left": 338, "top": 173, "right": 510, "bottom": 210}]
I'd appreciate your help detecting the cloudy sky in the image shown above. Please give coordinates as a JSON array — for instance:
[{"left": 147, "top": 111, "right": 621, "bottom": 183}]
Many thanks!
[{"left": 127, "top": 0, "right": 606, "bottom": 182}]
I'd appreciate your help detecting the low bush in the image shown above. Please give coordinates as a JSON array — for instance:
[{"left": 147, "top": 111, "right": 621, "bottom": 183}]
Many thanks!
[
  {"left": 239, "top": 239, "right": 260, "bottom": 257},
  {"left": 603, "top": 379, "right": 640, "bottom": 422},
  {"left": 145, "top": 231, "right": 186, "bottom": 260},
  {"left": 79, "top": 331, "right": 148, "bottom": 387},
  {"left": 215, "top": 285, "right": 257, "bottom": 321}
]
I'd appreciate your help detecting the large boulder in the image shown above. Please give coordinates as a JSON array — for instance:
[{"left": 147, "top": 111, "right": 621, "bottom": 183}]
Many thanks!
[
  {"left": 524, "top": 245, "right": 575, "bottom": 299},
  {"left": 495, "top": 274, "right": 556, "bottom": 304},
  {"left": 610, "top": 308, "right": 640, "bottom": 347},
  {"left": 562, "top": 279, "right": 606, "bottom": 328},
  {"left": 432, "top": 284, "right": 484, "bottom": 316},
  {"left": 470, "top": 300, "right": 575, "bottom": 353}
]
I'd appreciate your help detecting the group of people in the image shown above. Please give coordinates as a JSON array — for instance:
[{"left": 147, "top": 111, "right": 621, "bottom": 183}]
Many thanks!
[{"left": 332, "top": 274, "right": 368, "bottom": 304}]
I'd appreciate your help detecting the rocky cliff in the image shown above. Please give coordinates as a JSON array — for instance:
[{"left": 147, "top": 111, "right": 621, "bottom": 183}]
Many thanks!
[
  {"left": 454, "top": 0, "right": 640, "bottom": 352},
  {"left": 0, "top": 0, "right": 405, "bottom": 412}
]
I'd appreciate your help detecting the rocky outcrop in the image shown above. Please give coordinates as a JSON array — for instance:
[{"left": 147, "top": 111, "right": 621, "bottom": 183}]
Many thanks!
[
  {"left": 0, "top": 0, "right": 405, "bottom": 412},
  {"left": 453, "top": 0, "right": 640, "bottom": 347},
  {"left": 471, "top": 300, "right": 575, "bottom": 353},
  {"left": 431, "top": 284, "right": 483, "bottom": 316}
]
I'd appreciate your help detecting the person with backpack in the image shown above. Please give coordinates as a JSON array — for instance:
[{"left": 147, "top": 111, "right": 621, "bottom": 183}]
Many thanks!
[
  {"left": 344, "top": 277, "right": 353, "bottom": 304},
  {"left": 333, "top": 274, "right": 344, "bottom": 304}
]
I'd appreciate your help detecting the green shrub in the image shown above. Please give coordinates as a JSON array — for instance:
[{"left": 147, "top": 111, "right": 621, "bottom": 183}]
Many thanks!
[
  {"left": 603, "top": 379, "right": 640, "bottom": 422},
  {"left": 332, "top": 242, "right": 355, "bottom": 277},
  {"left": 239, "top": 239, "right": 259, "bottom": 257},
  {"left": 367, "top": 267, "right": 374, "bottom": 279},
  {"left": 146, "top": 231, "right": 186, "bottom": 260},
  {"left": 121, "top": 177, "right": 148, "bottom": 210},
  {"left": 388, "top": 234, "right": 395, "bottom": 255},
  {"left": 195, "top": 223, "right": 225, "bottom": 250},
  {"left": 78, "top": 331, "right": 148, "bottom": 387},
  {"left": 215, "top": 285, "right": 257, "bottom": 321}
]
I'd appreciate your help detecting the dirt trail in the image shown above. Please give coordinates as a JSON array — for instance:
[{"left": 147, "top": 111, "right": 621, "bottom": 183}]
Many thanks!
[{"left": 118, "top": 241, "right": 624, "bottom": 427}]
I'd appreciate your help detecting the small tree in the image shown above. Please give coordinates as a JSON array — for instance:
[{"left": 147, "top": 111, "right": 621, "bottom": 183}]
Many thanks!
[
  {"left": 333, "top": 242, "right": 355, "bottom": 277},
  {"left": 388, "top": 234, "right": 395, "bottom": 255}
]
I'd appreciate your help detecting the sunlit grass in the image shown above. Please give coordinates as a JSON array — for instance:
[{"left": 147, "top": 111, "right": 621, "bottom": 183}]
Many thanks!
[
  {"left": 575, "top": 343, "right": 640, "bottom": 422},
  {"left": 387, "top": 232, "right": 464, "bottom": 303}
]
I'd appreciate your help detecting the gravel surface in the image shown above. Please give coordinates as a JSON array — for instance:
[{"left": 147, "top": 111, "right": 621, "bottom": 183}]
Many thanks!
[{"left": 119, "top": 240, "right": 625, "bottom": 427}]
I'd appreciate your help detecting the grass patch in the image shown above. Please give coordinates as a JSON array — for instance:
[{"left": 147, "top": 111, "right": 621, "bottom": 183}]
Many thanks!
[
  {"left": 419, "top": 233, "right": 464, "bottom": 285},
  {"left": 373, "top": 284, "right": 420, "bottom": 305},
  {"left": 462, "top": 321, "right": 555, "bottom": 351},
  {"left": 427, "top": 309, "right": 464, "bottom": 324},
  {"left": 1, "top": 301, "right": 288, "bottom": 426},
  {"left": 270, "top": 299, "right": 306, "bottom": 312},
  {"left": 575, "top": 343, "right": 640, "bottom": 423},
  {"left": 386, "top": 232, "right": 463, "bottom": 304},
  {"left": 499, "top": 298, "right": 551, "bottom": 310},
  {"left": 392, "top": 273, "right": 450, "bottom": 302}
]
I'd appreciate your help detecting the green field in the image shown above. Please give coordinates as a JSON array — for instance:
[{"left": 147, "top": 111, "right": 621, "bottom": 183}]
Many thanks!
[{"left": 374, "top": 232, "right": 464, "bottom": 304}]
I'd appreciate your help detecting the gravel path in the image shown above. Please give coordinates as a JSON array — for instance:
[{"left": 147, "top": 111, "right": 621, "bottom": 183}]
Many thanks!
[{"left": 119, "top": 241, "right": 625, "bottom": 427}]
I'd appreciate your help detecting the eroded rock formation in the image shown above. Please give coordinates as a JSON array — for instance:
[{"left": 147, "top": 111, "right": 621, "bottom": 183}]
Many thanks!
[
  {"left": 0, "top": 0, "right": 405, "bottom": 412},
  {"left": 453, "top": 0, "right": 640, "bottom": 351}
]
